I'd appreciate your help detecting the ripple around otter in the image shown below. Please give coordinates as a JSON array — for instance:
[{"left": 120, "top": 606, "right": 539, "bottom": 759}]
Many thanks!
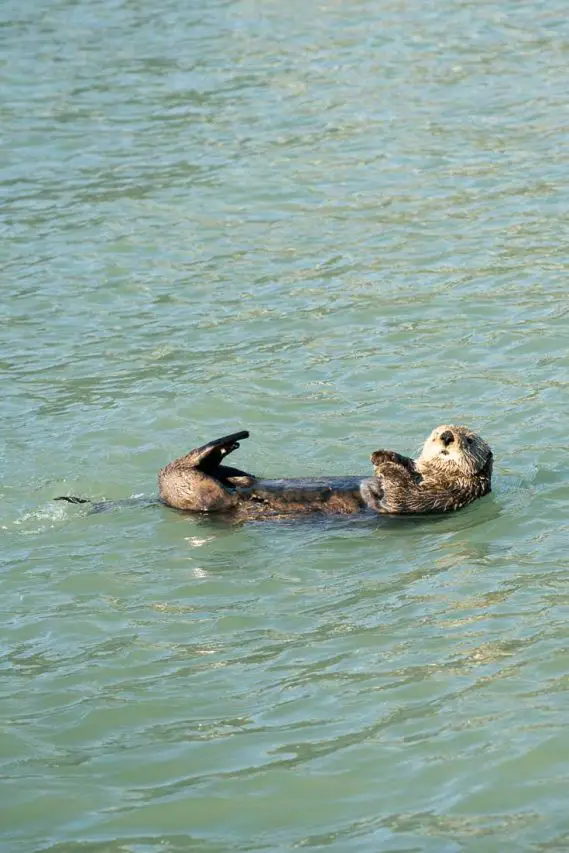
[{"left": 4, "top": 0, "right": 569, "bottom": 851}]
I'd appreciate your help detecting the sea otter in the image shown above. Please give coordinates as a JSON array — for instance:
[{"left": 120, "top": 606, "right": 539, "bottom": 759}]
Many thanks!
[{"left": 155, "top": 425, "right": 492, "bottom": 518}]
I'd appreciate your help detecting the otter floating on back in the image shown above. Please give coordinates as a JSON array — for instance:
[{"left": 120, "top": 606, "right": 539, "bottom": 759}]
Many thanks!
[{"left": 154, "top": 425, "right": 492, "bottom": 519}]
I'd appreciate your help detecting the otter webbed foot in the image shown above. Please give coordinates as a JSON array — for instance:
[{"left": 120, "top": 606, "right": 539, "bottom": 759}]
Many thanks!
[
  {"left": 158, "top": 430, "right": 255, "bottom": 512},
  {"left": 216, "top": 465, "right": 257, "bottom": 488},
  {"left": 186, "top": 430, "right": 250, "bottom": 472},
  {"left": 194, "top": 432, "right": 256, "bottom": 486}
]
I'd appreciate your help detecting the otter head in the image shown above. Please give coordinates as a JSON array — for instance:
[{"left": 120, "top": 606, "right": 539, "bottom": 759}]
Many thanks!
[{"left": 417, "top": 425, "right": 492, "bottom": 478}]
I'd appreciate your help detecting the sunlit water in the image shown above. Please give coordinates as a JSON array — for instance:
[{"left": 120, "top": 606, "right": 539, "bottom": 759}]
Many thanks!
[{"left": 3, "top": 0, "right": 569, "bottom": 851}]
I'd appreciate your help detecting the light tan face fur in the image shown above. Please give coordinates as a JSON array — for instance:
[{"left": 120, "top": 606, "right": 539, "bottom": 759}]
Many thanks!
[{"left": 417, "top": 425, "right": 491, "bottom": 476}]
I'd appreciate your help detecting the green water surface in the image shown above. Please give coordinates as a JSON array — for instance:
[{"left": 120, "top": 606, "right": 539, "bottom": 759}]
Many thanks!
[{"left": 3, "top": 1, "right": 569, "bottom": 851}]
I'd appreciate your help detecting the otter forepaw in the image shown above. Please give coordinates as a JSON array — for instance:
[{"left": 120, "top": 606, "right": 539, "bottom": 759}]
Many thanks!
[
  {"left": 360, "top": 477, "right": 386, "bottom": 513},
  {"left": 371, "top": 449, "right": 413, "bottom": 469}
]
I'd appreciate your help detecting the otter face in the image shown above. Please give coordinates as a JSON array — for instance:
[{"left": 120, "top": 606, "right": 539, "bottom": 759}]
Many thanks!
[{"left": 417, "top": 425, "right": 492, "bottom": 477}]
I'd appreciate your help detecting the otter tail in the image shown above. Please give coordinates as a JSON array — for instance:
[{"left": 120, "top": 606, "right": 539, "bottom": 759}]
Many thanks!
[{"left": 54, "top": 495, "right": 91, "bottom": 505}]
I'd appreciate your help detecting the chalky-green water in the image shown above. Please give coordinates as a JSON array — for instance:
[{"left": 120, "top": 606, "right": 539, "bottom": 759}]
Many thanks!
[{"left": 3, "top": 1, "right": 569, "bottom": 851}]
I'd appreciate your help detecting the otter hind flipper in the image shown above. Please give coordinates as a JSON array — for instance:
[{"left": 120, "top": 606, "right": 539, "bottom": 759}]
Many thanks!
[
  {"left": 186, "top": 430, "right": 250, "bottom": 471},
  {"left": 216, "top": 464, "right": 256, "bottom": 487},
  {"left": 54, "top": 495, "right": 91, "bottom": 504},
  {"left": 158, "top": 430, "right": 252, "bottom": 512}
]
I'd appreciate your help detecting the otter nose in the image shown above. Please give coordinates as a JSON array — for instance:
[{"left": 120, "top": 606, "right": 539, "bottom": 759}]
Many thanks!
[{"left": 440, "top": 430, "right": 454, "bottom": 447}]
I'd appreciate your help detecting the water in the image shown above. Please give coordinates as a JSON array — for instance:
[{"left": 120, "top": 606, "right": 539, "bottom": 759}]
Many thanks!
[{"left": 3, "top": 0, "right": 569, "bottom": 850}]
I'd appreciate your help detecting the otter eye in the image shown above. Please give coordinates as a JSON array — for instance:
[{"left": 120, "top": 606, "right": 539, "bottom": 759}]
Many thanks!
[{"left": 466, "top": 437, "right": 473, "bottom": 445}]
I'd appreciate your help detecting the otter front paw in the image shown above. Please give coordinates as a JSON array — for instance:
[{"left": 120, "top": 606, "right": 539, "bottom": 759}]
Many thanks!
[
  {"left": 360, "top": 477, "right": 386, "bottom": 513},
  {"left": 370, "top": 450, "right": 415, "bottom": 471}
]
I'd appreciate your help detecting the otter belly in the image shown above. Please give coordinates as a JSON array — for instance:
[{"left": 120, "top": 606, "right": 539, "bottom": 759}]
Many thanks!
[{"left": 236, "top": 476, "right": 368, "bottom": 515}]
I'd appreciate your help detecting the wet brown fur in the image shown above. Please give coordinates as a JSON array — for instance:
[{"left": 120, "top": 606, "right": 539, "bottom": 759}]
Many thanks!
[{"left": 158, "top": 426, "right": 492, "bottom": 519}]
